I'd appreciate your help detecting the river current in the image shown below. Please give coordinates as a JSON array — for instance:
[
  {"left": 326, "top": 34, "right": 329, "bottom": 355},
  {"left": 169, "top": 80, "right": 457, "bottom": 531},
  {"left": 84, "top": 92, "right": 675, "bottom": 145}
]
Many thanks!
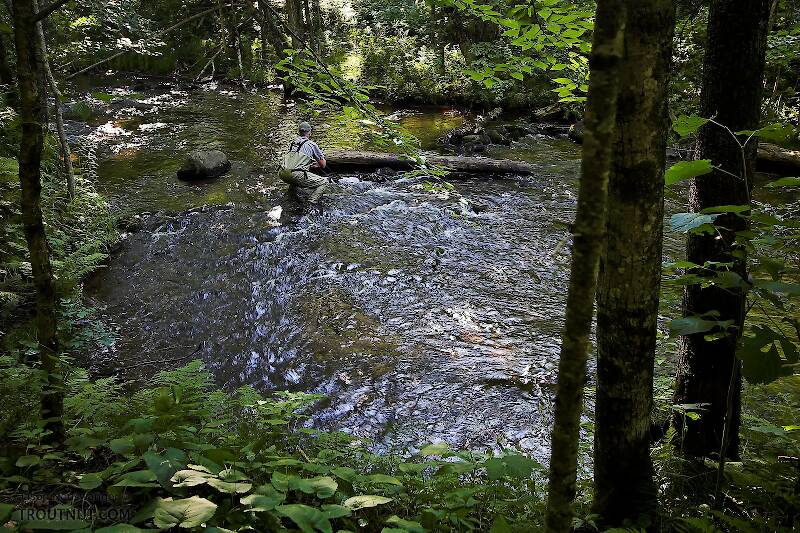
[{"left": 74, "top": 78, "right": 679, "bottom": 460}]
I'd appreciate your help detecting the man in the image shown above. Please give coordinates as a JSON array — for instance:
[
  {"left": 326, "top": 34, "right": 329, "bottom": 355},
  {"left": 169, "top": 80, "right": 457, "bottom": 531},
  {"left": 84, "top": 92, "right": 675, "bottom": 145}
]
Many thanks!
[{"left": 278, "top": 121, "right": 329, "bottom": 208}]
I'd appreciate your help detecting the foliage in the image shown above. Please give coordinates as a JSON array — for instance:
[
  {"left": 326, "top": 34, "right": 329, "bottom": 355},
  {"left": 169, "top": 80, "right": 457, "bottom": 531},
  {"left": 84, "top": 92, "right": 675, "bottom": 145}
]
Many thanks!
[
  {"left": 443, "top": 0, "right": 593, "bottom": 102},
  {"left": 0, "top": 102, "right": 117, "bottom": 346},
  {"left": 0, "top": 361, "right": 550, "bottom": 532}
]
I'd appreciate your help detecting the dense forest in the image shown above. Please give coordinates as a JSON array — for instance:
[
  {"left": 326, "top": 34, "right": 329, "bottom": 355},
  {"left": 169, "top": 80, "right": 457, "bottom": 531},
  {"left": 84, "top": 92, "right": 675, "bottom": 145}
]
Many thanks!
[{"left": 1, "top": 0, "right": 800, "bottom": 531}]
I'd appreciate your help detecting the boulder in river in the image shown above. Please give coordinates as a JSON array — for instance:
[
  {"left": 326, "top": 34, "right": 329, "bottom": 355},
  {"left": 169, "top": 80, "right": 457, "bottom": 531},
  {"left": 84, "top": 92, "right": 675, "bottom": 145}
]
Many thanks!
[
  {"left": 568, "top": 120, "right": 585, "bottom": 143},
  {"left": 177, "top": 150, "right": 232, "bottom": 180}
]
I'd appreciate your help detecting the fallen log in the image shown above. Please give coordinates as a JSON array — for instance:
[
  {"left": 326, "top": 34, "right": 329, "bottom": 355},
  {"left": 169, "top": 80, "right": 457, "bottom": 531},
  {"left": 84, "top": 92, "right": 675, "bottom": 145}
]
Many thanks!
[
  {"left": 758, "top": 143, "right": 800, "bottom": 174},
  {"left": 325, "top": 150, "right": 539, "bottom": 175}
]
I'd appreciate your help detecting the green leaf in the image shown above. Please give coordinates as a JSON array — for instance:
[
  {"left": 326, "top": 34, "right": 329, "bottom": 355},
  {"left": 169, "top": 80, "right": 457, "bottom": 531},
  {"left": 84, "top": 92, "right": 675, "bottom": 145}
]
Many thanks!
[
  {"left": 503, "top": 454, "right": 539, "bottom": 478},
  {"left": 669, "top": 316, "right": 734, "bottom": 336},
  {"left": 218, "top": 468, "right": 249, "bottom": 482},
  {"left": 665, "top": 160, "right": 713, "bottom": 186},
  {"left": 739, "top": 123, "right": 797, "bottom": 147},
  {"left": 15, "top": 455, "right": 41, "bottom": 467},
  {"left": 206, "top": 478, "right": 252, "bottom": 494},
  {"left": 738, "top": 326, "right": 799, "bottom": 384},
  {"left": 144, "top": 449, "right": 186, "bottom": 490},
  {"left": 766, "top": 177, "right": 800, "bottom": 188},
  {"left": 0, "top": 503, "right": 13, "bottom": 523},
  {"left": 700, "top": 204, "right": 750, "bottom": 215},
  {"left": 386, "top": 515, "right": 424, "bottom": 533},
  {"left": 276, "top": 504, "right": 331, "bottom": 533},
  {"left": 79, "top": 472, "right": 103, "bottom": 490},
  {"left": 485, "top": 457, "right": 505, "bottom": 480},
  {"left": 673, "top": 115, "right": 709, "bottom": 137},
  {"left": 114, "top": 469, "right": 159, "bottom": 488},
  {"left": 343, "top": 495, "right": 393, "bottom": 510},
  {"left": 749, "top": 424, "right": 788, "bottom": 436},
  {"left": 510, "top": 71, "right": 524, "bottom": 81},
  {"left": 170, "top": 469, "right": 211, "bottom": 487},
  {"left": 109, "top": 437, "right": 135, "bottom": 455},
  {"left": 419, "top": 443, "right": 451, "bottom": 457},
  {"left": 490, "top": 515, "right": 513, "bottom": 533},
  {"left": 755, "top": 280, "right": 800, "bottom": 296},
  {"left": 241, "top": 489, "right": 285, "bottom": 512},
  {"left": 153, "top": 496, "right": 217, "bottom": 529},
  {"left": 321, "top": 504, "right": 352, "bottom": 519},
  {"left": 670, "top": 212, "right": 720, "bottom": 233}
]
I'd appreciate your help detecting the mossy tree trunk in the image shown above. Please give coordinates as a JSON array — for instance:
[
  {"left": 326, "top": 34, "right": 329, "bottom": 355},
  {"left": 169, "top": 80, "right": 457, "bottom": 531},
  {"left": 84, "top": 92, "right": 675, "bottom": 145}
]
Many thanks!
[
  {"left": 543, "top": 1, "right": 626, "bottom": 530},
  {"left": 12, "top": 0, "right": 64, "bottom": 443},
  {"left": 593, "top": 0, "right": 675, "bottom": 526},
  {"left": 673, "top": 0, "right": 771, "bottom": 459}
]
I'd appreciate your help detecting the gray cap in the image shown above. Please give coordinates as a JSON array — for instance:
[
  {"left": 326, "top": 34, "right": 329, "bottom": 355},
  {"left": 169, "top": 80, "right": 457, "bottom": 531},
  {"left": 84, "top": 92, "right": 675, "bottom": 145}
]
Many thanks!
[{"left": 299, "top": 121, "right": 312, "bottom": 133}]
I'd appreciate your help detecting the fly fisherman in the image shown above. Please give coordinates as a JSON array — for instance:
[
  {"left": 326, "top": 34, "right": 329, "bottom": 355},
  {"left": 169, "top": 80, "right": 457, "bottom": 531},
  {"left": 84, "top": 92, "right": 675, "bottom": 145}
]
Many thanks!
[{"left": 278, "top": 122, "right": 329, "bottom": 211}]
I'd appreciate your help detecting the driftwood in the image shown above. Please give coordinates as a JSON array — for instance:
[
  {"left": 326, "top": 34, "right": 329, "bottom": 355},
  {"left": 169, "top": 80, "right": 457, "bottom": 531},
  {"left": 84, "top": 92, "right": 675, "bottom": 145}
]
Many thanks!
[
  {"left": 325, "top": 150, "right": 539, "bottom": 175},
  {"left": 758, "top": 143, "right": 800, "bottom": 173}
]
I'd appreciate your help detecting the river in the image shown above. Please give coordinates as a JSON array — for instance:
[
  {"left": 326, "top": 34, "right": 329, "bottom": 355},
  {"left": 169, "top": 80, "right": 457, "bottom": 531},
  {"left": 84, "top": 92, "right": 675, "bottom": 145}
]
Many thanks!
[{"left": 74, "top": 77, "right": 682, "bottom": 461}]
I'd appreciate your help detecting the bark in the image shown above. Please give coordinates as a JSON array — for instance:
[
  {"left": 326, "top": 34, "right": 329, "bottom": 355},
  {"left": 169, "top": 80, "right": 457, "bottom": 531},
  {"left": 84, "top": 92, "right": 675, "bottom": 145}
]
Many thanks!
[
  {"left": 543, "top": 1, "right": 626, "bottom": 531},
  {"left": 0, "top": 32, "right": 13, "bottom": 85},
  {"left": 310, "top": 0, "right": 322, "bottom": 53},
  {"left": 324, "top": 150, "right": 539, "bottom": 175},
  {"left": 12, "top": 0, "right": 64, "bottom": 443},
  {"left": 673, "top": 0, "right": 771, "bottom": 460},
  {"left": 593, "top": 0, "right": 675, "bottom": 526},
  {"left": 34, "top": 0, "right": 74, "bottom": 200}
]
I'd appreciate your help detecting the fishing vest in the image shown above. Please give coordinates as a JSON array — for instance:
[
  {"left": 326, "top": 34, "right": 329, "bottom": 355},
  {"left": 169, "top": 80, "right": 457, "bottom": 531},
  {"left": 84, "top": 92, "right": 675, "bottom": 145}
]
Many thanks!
[{"left": 278, "top": 139, "right": 314, "bottom": 181}]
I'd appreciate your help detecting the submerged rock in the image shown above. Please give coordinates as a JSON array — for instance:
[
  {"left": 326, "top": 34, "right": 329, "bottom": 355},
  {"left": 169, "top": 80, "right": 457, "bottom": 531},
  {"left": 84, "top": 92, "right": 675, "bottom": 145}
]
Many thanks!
[{"left": 177, "top": 150, "right": 231, "bottom": 180}]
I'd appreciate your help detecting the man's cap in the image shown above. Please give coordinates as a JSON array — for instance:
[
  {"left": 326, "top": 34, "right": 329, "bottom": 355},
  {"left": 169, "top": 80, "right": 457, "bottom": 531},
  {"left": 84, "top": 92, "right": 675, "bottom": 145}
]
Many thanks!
[{"left": 299, "top": 121, "right": 313, "bottom": 133}]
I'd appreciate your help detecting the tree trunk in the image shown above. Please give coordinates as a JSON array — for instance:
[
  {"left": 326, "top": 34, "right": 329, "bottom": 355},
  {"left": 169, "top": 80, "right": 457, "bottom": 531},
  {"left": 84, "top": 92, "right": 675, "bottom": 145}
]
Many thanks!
[
  {"left": 673, "top": 0, "right": 771, "bottom": 460},
  {"left": 311, "top": 0, "right": 322, "bottom": 53},
  {"left": 12, "top": 0, "right": 64, "bottom": 444},
  {"left": 593, "top": 0, "right": 675, "bottom": 526},
  {"left": 286, "top": 0, "right": 304, "bottom": 49},
  {"left": 34, "top": 0, "right": 75, "bottom": 200},
  {"left": 0, "top": 32, "right": 13, "bottom": 85},
  {"left": 543, "top": 1, "right": 626, "bottom": 531}
]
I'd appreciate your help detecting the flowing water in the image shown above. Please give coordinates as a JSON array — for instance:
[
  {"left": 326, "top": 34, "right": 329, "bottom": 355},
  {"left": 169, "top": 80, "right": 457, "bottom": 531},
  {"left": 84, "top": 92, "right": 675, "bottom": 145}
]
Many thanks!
[{"left": 77, "top": 78, "right": 681, "bottom": 460}]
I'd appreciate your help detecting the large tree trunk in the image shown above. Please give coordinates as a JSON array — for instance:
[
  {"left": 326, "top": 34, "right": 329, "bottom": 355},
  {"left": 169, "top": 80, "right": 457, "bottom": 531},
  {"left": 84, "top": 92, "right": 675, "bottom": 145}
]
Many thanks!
[
  {"left": 673, "top": 0, "right": 771, "bottom": 460},
  {"left": 12, "top": 0, "right": 64, "bottom": 444},
  {"left": 543, "top": 0, "right": 626, "bottom": 531},
  {"left": 593, "top": 0, "right": 675, "bottom": 526}
]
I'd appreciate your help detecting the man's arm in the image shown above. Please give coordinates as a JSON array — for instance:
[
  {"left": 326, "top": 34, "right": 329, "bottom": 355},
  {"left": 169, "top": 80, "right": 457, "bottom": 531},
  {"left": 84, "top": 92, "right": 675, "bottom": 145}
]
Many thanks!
[{"left": 311, "top": 142, "right": 326, "bottom": 168}]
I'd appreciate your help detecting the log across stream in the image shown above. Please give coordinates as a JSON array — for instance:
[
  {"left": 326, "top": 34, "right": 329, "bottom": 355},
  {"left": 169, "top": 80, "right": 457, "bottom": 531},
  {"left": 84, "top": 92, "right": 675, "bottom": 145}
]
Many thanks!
[
  {"left": 325, "top": 150, "right": 540, "bottom": 175},
  {"left": 326, "top": 145, "right": 800, "bottom": 177}
]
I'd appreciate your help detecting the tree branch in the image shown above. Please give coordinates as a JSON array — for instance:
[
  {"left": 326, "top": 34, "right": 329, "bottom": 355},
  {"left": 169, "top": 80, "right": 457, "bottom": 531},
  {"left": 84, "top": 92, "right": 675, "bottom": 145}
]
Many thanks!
[{"left": 32, "top": 0, "right": 68, "bottom": 22}]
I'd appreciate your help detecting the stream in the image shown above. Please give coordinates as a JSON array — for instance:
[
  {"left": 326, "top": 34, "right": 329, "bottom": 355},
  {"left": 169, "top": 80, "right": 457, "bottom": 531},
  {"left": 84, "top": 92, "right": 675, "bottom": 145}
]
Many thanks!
[{"left": 75, "top": 77, "right": 682, "bottom": 460}]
